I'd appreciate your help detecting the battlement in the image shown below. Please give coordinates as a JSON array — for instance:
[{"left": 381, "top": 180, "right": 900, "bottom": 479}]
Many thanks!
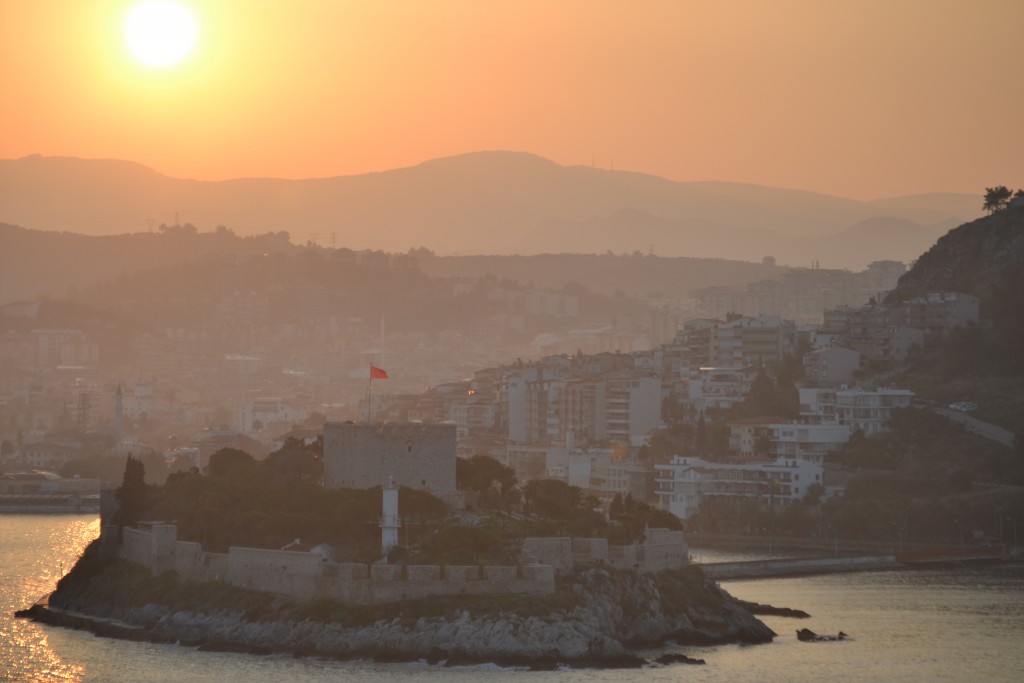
[
  {"left": 118, "top": 524, "right": 554, "bottom": 605},
  {"left": 522, "top": 529, "right": 688, "bottom": 574}
]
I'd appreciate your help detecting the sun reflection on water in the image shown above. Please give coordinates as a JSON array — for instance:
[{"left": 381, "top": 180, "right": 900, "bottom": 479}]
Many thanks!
[{"left": 1, "top": 515, "right": 99, "bottom": 682}]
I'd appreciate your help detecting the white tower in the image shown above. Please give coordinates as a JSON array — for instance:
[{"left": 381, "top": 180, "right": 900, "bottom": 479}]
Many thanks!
[{"left": 380, "top": 478, "right": 401, "bottom": 558}]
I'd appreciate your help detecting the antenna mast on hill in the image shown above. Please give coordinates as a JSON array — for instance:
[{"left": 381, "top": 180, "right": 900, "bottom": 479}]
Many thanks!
[{"left": 379, "top": 313, "right": 385, "bottom": 369}]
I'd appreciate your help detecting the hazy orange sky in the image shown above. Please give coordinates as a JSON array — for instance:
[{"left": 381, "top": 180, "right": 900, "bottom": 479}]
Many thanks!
[{"left": 2, "top": 0, "right": 1021, "bottom": 199}]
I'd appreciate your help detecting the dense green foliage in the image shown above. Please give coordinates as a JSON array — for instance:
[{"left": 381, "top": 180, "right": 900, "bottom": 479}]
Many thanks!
[
  {"left": 607, "top": 493, "right": 683, "bottom": 545},
  {"left": 416, "top": 525, "right": 511, "bottom": 565},
  {"left": 143, "top": 447, "right": 446, "bottom": 558},
  {"left": 456, "top": 455, "right": 520, "bottom": 509},
  {"left": 521, "top": 479, "right": 607, "bottom": 537},
  {"left": 115, "top": 454, "right": 147, "bottom": 529},
  {"left": 728, "top": 368, "right": 801, "bottom": 421}
]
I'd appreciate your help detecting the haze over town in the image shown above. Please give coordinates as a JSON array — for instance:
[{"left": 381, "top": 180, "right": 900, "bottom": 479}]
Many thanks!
[{"left": 2, "top": 2, "right": 1023, "bottom": 679}]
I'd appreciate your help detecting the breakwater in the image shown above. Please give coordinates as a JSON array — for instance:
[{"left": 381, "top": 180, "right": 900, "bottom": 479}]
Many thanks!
[
  {"left": 701, "top": 555, "right": 902, "bottom": 580},
  {"left": 701, "top": 545, "right": 1010, "bottom": 580}
]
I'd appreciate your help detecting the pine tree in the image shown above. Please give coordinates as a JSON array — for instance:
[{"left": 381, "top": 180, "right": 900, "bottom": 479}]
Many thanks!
[{"left": 116, "top": 453, "right": 146, "bottom": 529}]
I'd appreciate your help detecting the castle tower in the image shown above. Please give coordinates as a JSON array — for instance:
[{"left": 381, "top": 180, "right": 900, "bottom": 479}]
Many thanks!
[
  {"left": 380, "top": 478, "right": 401, "bottom": 557},
  {"left": 322, "top": 422, "right": 456, "bottom": 492}
]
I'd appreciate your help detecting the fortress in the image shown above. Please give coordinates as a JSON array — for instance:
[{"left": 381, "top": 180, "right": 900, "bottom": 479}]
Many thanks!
[
  {"left": 110, "top": 422, "right": 686, "bottom": 606},
  {"left": 117, "top": 523, "right": 554, "bottom": 605},
  {"left": 114, "top": 523, "right": 688, "bottom": 605}
]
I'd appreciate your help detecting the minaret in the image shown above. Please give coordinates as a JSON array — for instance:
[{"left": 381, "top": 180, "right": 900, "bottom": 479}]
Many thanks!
[
  {"left": 114, "top": 382, "right": 124, "bottom": 438},
  {"left": 380, "top": 477, "right": 401, "bottom": 559}
]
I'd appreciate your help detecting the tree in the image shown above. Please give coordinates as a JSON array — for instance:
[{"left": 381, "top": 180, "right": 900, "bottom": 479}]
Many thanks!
[
  {"left": 267, "top": 438, "right": 322, "bottom": 485},
  {"left": 456, "top": 455, "right": 520, "bottom": 510},
  {"left": 456, "top": 455, "right": 516, "bottom": 495},
  {"left": 115, "top": 454, "right": 146, "bottom": 529},
  {"left": 609, "top": 493, "right": 625, "bottom": 520},
  {"left": 983, "top": 186, "right": 1013, "bottom": 213},
  {"left": 206, "top": 447, "right": 256, "bottom": 478}
]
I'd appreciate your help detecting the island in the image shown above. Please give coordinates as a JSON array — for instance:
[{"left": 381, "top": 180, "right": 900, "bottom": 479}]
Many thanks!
[{"left": 19, "top": 441, "right": 774, "bottom": 669}]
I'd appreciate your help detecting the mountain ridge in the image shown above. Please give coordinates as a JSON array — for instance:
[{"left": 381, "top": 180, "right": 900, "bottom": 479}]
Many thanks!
[{"left": 0, "top": 151, "right": 982, "bottom": 269}]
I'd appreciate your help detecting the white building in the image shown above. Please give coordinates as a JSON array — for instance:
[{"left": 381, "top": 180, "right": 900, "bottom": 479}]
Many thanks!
[
  {"left": 802, "top": 346, "right": 860, "bottom": 386},
  {"left": 655, "top": 455, "right": 823, "bottom": 520},
  {"left": 680, "top": 366, "right": 760, "bottom": 416},
  {"left": 766, "top": 422, "right": 851, "bottom": 464},
  {"left": 710, "top": 315, "right": 795, "bottom": 367},
  {"left": 506, "top": 365, "right": 662, "bottom": 448},
  {"left": 506, "top": 366, "right": 567, "bottom": 444},
  {"left": 238, "top": 397, "right": 305, "bottom": 434},
  {"left": 799, "top": 386, "right": 914, "bottom": 436}
]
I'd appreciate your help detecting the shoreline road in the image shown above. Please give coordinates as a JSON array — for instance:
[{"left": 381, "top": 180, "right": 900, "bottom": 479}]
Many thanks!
[{"left": 923, "top": 404, "right": 1016, "bottom": 448}]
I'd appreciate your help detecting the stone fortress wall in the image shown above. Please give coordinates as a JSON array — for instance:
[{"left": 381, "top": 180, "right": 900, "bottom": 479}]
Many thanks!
[
  {"left": 119, "top": 524, "right": 554, "bottom": 605},
  {"left": 323, "top": 422, "right": 457, "bottom": 492},
  {"left": 521, "top": 528, "right": 689, "bottom": 575}
]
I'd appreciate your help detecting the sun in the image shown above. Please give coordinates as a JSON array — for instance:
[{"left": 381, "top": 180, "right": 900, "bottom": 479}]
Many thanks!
[{"left": 124, "top": 1, "right": 197, "bottom": 68}]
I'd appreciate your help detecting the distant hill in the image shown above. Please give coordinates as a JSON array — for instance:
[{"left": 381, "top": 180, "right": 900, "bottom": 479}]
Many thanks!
[
  {"left": 0, "top": 152, "right": 982, "bottom": 270},
  {"left": 420, "top": 251, "right": 783, "bottom": 298},
  {"left": 0, "top": 223, "right": 783, "bottom": 305},
  {"left": 0, "top": 223, "right": 296, "bottom": 303},
  {"left": 513, "top": 210, "right": 949, "bottom": 268}
]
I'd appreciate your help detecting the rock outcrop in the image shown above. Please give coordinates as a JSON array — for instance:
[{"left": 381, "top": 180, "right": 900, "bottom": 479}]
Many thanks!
[
  {"left": 32, "top": 549, "right": 772, "bottom": 669},
  {"left": 890, "top": 203, "right": 1024, "bottom": 305}
]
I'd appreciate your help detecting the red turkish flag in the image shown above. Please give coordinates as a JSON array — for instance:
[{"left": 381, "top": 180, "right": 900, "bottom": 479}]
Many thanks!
[{"left": 370, "top": 365, "right": 389, "bottom": 379}]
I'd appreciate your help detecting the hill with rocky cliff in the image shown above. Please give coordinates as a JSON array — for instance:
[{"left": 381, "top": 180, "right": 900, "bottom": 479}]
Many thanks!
[
  {"left": 891, "top": 203, "right": 1024, "bottom": 304},
  {"left": 882, "top": 203, "right": 1024, "bottom": 432}
]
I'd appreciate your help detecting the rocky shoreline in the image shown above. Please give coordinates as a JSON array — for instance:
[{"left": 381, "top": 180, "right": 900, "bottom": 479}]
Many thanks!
[{"left": 18, "top": 546, "right": 774, "bottom": 670}]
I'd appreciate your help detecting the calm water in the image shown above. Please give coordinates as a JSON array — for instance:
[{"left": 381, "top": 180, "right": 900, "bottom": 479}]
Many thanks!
[{"left": 2, "top": 514, "right": 1023, "bottom": 682}]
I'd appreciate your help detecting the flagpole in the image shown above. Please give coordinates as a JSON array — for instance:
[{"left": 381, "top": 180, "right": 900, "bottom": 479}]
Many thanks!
[{"left": 367, "top": 372, "right": 373, "bottom": 424}]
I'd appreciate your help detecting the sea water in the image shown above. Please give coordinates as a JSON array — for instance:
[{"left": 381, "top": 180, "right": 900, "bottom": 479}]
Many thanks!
[{"left": 2, "top": 514, "right": 1022, "bottom": 683}]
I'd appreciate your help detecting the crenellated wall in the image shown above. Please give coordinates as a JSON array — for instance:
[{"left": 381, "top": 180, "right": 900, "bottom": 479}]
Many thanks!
[
  {"left": 117, "top": 525, "right": 554, "bottom": 604},
  {"left": 639, "top": 529, "right": 689, "bottom": 571},
  {"left": 522, "top": 529, "right": 689, "bottom": 575}
]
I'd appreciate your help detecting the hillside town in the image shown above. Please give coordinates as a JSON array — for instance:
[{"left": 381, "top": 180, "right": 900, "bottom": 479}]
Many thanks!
[{"left": 0, "top": 247, "right": 982, "bottom": 525}]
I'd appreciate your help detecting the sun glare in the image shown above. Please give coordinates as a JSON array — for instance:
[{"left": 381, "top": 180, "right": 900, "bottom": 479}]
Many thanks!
[{"left": 124, "top": 1, "right": 197, "bottom": 68}]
